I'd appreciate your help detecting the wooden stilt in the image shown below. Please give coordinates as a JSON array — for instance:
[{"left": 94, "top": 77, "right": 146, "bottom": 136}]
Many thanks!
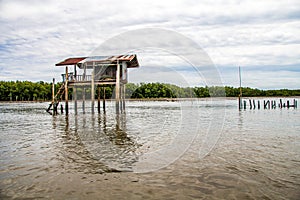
[
  {"left": 115, "top": 60, "right": 120, "bottom": 114},
  {"left": 253, "top": 99, "right": 256, "bottom": 109},
  {"left": 103, "top": 87, "right": 106, "bottom": 112},
  {"left": 52, "top": 78, "right": 55, "bottom": 115},
  {"left": 249, "top": 99, "right": 252, "bottom": 109},
  {"left": 122, "top": 84, "right": 126, "bottom": 113},
  {"left": 97, "top": 86, "right": 100, "bottom": 113},
  {"left": 65, "top": 66, "right": 69, "bottom": 115},
  {"left": 82, "top": 87, "right": 85, "bottom": 114},
  {"left": 243, "top": 100, "right": 246, "bottom": 110},
  {"left": 257, "top": 100, "right": 260, "bottom": 109},
  {"left": 74, "top": 64, "right": 77, "bottom": 115},
  {"left": 91, "top": 63, "right": 95, "bottom": 114}
]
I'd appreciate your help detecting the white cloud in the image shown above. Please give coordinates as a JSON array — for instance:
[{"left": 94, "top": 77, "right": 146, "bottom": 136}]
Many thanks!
[{"left": 0, "top": 0, "right": 299, "bottom": 89}]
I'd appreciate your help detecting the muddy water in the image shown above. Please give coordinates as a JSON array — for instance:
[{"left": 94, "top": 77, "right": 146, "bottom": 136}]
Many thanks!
[{"left": 0, "top": 99, "right": 299, "bottom": 199}]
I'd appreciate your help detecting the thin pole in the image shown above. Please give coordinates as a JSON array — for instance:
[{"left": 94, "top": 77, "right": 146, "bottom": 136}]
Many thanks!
[
  {"left": 52, "top": 78, "right": 55, "bottom": 115},
  {"left": 116, "top": 60, "right": 120, "bottom": 114},
  {"left": 65, "top": 66, "right": 69, "bottom": 115},
  {"left": 91, "top": 62, "right": 95, "bottom": 114},
  {"left": 238, "top": 66, "right": 242, "bottom": 110}
]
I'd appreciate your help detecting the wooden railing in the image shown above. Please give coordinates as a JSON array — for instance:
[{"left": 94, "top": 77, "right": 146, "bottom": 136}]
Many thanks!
[{"left": 61, "top": 74, "right": 92, "bottom": 82}]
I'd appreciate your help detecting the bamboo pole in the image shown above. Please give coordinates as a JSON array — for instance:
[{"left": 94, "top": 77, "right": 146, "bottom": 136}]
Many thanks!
[
  {"left": 91, "top": 62, "right": 95, "bottom": 114},
  {"left": 116, "top": 60, "right": 120, "bottom": 114},
  {"left": 103, "top": 87, "right": 106, "bottom": 112},
  {"left": 74, "top": 64, "right": 77, "bottom": 115},
  {"left": 65, "top": 66, "right": 69, "bottom": 115},
  {"left": 52, "top": 78, "right": 55, "bottom": 115},
  {"left": 97, "top": 86, "right": 100, "bottom": 113},
  {"left": 238, "top": 66, "right": 242, "bottom": 110}
]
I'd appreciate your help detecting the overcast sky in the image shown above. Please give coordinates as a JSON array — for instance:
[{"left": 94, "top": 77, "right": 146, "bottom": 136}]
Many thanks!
[{"left": 0, "top": 0, "right": 299, "bottom": 89}]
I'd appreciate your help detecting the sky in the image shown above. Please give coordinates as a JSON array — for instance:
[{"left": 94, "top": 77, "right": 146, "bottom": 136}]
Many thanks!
[{"left": 0, "top": 0, "right": 299, "bottom": 89}]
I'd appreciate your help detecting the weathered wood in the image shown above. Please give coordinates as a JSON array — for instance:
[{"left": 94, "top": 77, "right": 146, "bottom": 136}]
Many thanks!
[
  {"left": 82, "top": 87, "right": 85, "bottom": 114},
  {"left": 91, "top": 63, "right": 95, "bottom": 114},
  {"left": 279, "top": 99, "right": 283, "bottom": 108},
  {"left": 97, "top": 86, "right": 100, "bottom": 113},
  {"left": 243, "top": 100, "right": 246, "bottom": 110},
  {"left": 65, "top": 66, "right": 69, "bottom": 115},
  {"left": 257, "top": 100, "right": 260, "bottom": 109},
  {"left": 115, "top": 61, "right": 120, "bottom": 114},
  {"left": 249, "top": 99, "right": 252, "bottom": 109},
  {"left": 253, "top": 99, "right": 256, "bottom": 109},
  {"left": 122, "top": 84, "right": 126, "bottom": 113},
  {"left": 287, "top": 100, "right": 290, "bottom": 108},
  {"left": 294, "top": 99, "right": 297, "bottom": 108},
  {"left": 52, "top": 78, "right": 55, "bottom": 115},
  {"left": 103, "top": 87, "right": 106, "bottom": 112}
]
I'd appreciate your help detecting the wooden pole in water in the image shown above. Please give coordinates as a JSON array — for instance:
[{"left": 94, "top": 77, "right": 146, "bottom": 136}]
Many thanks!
[
  {"left": 91, "top": 62, "right": 95, "bottom": 114},
  {"left": 65, "top": 67, "right": 69, "bottom": 115},
  {"left": 279, "top": 99, "right": 283, "bottom": 109},
  {"left": 115, "top": 60, "right": 120, "bottom": 114},
  {"left": 82, "top": 64, "right": 86, "bottom": 114},
  {"left": 97, "top": 86, "right": 100, "bottom": 113},
  {"left": 243, "top": 100, "right": 246, "bottom": 110},
  {"left": 103, "top": 87, "right": 106, "bottom": 112},
  {"left": 249, "top": 99, "right": 252, "bottom": 109},
  {"left": 238, "top": 66, "right": 242, "bottom": 110},
  {"left": 74, "top": 64, "right": 77, "bottom": 115},
  {"left": 257, "top": 100, "right": 260, "bottom": 109},
  {"left": 122, "top": 83, "right": 126, "bottom": 113},
  {"left": 52, "top": 78, "right": 55, "bottom": 115},
  {"left": 253, "top": 99, "right": 256, "bottom": 109}
]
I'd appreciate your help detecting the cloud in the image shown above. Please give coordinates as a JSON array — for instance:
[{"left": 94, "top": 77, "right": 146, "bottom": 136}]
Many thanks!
[{"left": 0, "top": 0, "right": 299, "bottom": 89}]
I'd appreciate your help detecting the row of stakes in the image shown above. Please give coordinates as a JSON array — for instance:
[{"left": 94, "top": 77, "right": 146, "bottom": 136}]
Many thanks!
[{"left": 240, "top": 99, "right": 298, "bottom": 110}]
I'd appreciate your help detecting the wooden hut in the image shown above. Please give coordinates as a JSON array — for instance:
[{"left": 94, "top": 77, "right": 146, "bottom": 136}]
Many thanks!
[{"left": 48, "top": 55, "right": 139, "bottom": 115}]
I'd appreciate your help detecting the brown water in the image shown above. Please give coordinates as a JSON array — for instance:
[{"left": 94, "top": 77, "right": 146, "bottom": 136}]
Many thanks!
[{"left": 0, "top": 99, "right": 299, "bottom": 199}]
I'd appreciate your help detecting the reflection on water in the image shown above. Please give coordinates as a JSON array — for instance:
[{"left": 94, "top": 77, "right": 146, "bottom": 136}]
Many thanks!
[{"left": 0, "top": 99, "right": 299, "bottom": 199}]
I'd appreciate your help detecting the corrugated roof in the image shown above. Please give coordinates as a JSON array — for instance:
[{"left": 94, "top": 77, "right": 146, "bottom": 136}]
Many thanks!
[
  {"left": 55, "top": 57, "right": 87, "bottom": 66},
  {"left": 55, "top": 54, "right": 139, "bottom": 68}
]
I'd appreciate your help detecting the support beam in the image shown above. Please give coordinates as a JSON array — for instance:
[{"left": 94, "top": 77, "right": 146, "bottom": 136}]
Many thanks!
[
  {"left": 65, "top": 66, "right": 69, "bottom": 115},
  {"left": 115, "top": 60, "right": 120, "bottom": 114},
  {"left": 91, "top": 63, "right": 95, "bottom": 114},
  {"left": 103, "top": 87, "right": 106, "bottom": 112},
  {"left": 74, "top": 64, "right": 77, "bottom": 115},
  {"left": 52, "top": 78, "right": 55, "bottom": 115},
  {"left": 122, "top": 84, "right": 126, "bottom": 113},
  {"left": 97, "top": 86, "right": 101, "bottom": 113}
]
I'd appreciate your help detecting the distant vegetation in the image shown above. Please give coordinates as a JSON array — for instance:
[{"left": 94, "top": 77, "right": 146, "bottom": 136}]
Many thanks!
[{"left": 0, "top": 81, "right": 299, "bottom": 101}]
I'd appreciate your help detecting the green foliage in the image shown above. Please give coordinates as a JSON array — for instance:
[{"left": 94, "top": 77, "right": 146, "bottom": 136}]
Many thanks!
[
  {"left": 0, "top": 81, "right": 299, "bottom": 101},
  {"left": 131, "top": 83, "right": 176, "bottom": 98}
]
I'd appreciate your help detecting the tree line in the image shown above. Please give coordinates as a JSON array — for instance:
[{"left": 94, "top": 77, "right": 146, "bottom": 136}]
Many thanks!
[{"left": 0, "top": 81, "right": 299, "bottom": 101}]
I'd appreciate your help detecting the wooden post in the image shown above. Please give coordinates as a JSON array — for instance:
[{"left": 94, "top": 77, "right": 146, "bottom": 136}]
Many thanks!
[
  {"left": 279, "top": 99, "right": 283, "bottom": 108},
  {"left": 243, "top": 100, "right": 246, "bottom": 110},
  {"left": 91, "top": 63, "right": 95, "bottom": 114},
  {"left": 74, "top": 64, "right": 77, "bottom": 115},
  {"left": 103, "top": 87, "right": 106, "bottom": 112},
  {"left": 287, "top": 100, "right": 290, "bottom": 108},
  {"left": 97, "top": 86, "right": 100, "bottom": 113},
  {"left": 122, "top": 84, "right": 126, "bottom": 113},
  {"left": 294, "top": 99, "right": 297, "bottom": 108},
  {"left": 238, "top": 66, "right": 242, "bottom": 110},
  {"left": 257, "top": 100, "right": 260, "bottom": 109},
  {"left": 65, "top": 66, "right": 69, "bottom": 115},
  {"left": 52, "top": 78, "right": 55, "bottom": 115},
  {"left": 115, "top": 60, "right": 120, "bottom": 114},
  {"left": 82, "top": 87, "right": 85, "bottom": 114},
  {"left": 82, "top": 63, "right": 86, "bottom": 114},
  {"left": 249, "top": 99, "right": 252, "bottom": 109},
  {"left": 253, "top": 99, "right": 256, "bottom": 109}
]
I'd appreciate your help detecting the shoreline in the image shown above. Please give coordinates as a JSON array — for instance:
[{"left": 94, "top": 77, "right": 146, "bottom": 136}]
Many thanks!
[{"left": 0, "top": 96, "right": 299, "bottom": 103}]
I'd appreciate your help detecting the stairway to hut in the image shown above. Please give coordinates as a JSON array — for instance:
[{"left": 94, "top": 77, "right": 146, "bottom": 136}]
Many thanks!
[{"left": 46, "top": 83, "right": 65, "bottom": 115}]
